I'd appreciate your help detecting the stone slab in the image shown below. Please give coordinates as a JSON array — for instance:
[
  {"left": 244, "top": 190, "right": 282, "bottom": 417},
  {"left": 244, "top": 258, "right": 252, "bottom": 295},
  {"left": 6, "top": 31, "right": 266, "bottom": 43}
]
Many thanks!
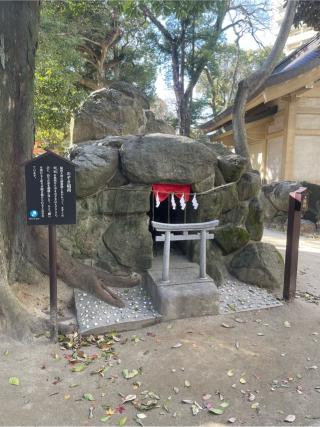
[
  {"left": 74, "top": 285, "right": 160, "bottom": 335},
  {"left": 219, "top": 278, "right": 283, "bottom": 314}
]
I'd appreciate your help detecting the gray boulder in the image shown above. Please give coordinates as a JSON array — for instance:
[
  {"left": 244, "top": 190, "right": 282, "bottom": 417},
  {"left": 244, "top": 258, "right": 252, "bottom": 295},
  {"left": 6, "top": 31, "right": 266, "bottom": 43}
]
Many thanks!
[
  {"left": 144, "top": 110, "right": 175, "bottom": 134},
  {"left": 220, "top": 202, "right": 249, "bottom": 226},
  {"left": 97, "top": 184, "right": 150, "bottom": 215},
  {"left": 71, "top": 83, "right": 174, "bottom": 144},
  {"left": 214, "top": 224, "right": 250, "bottom": 254},
  {"left": 120, "top": 133, "right": 217, "bottom": 184},
  {"left": 202, "top": 141, "right": 231, "bottom": 157},
  {"left": 229, "top": 242, "right": 284, "bottom": 289},
  {"left": 218, "top": 154, "right": 248, "bottom": 183},
  {"left": 245, "top": 197, "right": 264, "bottom": 241},
  {"left": 219, "top": 183, "right": 239, "bottom": 213},
  {"left": 262, "top": 181, "right": 301, "bottom": 212},
  {"left": 237, "top": 171, "right": 261, "bottom": 201},
  {"left": 70, "top": 143, "right": 119, "bottom": 198},
  {"left": 103, "top": 215, "right": 153, "bottom": 271}
]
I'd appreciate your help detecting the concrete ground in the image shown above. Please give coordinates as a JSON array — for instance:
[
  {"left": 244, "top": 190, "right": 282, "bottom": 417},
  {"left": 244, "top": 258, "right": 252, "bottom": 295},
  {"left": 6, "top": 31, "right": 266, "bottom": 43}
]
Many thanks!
[
  {"left": 263, "top": 228, "right": 320, "bottom": 298},
  {"left": 0, "top": 229, "right": 319, "bottom": 426}
]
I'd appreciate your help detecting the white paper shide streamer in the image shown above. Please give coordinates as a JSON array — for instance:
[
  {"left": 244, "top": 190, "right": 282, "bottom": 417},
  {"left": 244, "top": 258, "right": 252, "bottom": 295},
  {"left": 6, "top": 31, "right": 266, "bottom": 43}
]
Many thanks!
[
  {"left": 171, "top": 193, "right": 176, "bottom": 210},
  {"left": 155, "top": 192, "right": 160, "bottom": 208},
  {"left": 180, "top": 194, "right": 186, "bottom": 210},
  {"left": 192, "top": 194, "right": 199, "bottom": 210}
]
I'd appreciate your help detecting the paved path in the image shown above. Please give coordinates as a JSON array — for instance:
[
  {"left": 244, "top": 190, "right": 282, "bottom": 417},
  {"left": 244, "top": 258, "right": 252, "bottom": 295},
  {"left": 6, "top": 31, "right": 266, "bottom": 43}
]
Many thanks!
[{"left": 263, "top": 228, "right": 320, "bottom": 297}]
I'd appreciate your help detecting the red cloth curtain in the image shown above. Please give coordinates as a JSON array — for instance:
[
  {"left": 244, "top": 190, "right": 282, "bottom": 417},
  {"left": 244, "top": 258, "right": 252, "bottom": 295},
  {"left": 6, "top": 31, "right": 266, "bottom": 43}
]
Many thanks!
[{"left": 152, "top": 184, "right": 191, "bottom": 202}]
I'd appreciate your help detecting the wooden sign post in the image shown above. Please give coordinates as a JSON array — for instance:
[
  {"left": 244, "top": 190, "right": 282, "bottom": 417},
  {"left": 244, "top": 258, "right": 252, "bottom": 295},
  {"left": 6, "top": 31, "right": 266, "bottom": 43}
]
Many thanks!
[
  {"left": 283, "top": 187, "right": 308, "bottom": 301},
  {"left": 25, "top": 151, "right": 76, "bottom": 341}
]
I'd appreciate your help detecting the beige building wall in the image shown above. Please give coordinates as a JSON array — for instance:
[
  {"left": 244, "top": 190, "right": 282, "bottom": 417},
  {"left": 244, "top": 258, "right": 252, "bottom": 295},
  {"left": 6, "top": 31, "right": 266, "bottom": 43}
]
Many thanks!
[{"left": 212, "top": 87, "right": 320, "bottom": 184}]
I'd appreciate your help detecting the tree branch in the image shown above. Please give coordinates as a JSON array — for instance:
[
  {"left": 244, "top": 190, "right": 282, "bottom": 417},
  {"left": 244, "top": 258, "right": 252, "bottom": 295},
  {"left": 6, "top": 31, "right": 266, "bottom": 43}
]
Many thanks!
[{"left": 232, "top": 0, "right": 297, "bottom": 160}]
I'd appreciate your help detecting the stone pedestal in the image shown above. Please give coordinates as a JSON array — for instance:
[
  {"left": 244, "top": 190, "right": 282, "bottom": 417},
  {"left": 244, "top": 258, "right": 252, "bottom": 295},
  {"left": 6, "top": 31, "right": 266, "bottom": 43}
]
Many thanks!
[{"left": 145, "top": 254, "right": 219, "bottom": 320}]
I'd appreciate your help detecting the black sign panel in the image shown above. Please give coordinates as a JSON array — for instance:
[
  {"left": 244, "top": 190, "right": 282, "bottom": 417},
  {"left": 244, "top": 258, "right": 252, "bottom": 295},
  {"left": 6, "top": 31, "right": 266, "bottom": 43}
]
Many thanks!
[{"left": 25, "top": 151, "right": 76, "bottom": 225}]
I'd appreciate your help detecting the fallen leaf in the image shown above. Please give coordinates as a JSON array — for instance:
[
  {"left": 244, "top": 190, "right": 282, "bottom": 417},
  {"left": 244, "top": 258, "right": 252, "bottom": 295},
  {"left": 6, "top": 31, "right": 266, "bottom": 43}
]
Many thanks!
[
  {"left": 173, "top": 387, "right": 179, "bottom": 394},
  {"left": 106, "top": 408, "right": 116, "bottom": 416},
  {"left": 220, "top": 401, "right": 230, "bottom": 408},
  {"left": 115, "top": 405, "right": 125, "bottom": 414},
  {"left": 228, "top": 417, "right": 237, "bottom": 423},
  {"left": 9, "top": 377, "right": 20, "bottom": 386},
  {"left": 235, "top": 341, "right": 240, "bottom": 350},
  {"left": 239, "top": 378, "right": 247, "bottom": 384},
  {"left": 100, "top": 416, "right": 111, "bottom": 422},
  {"left": 248, "top": 393, "right": 255, "bottom": 402},
  {"left": 72, "top": 363, "right": 86, "bottom": 372},
  {"left": 209, "top": 408, "right": 224, "bottom": 415},
  {"left": 133, "top": 381, "right": 142, "bottom": 389},
  {"left": 221, "top": 323, "right": 233, "bottom": 328},
  {"left": 306, "top": 365, "right": 318, "bottom": 370},
  {"left": 3, "top": 349, "right": 9, "bottom": 356},
  {"left": 284, "top": 414, "right": 296, "bottom": 423},
  {"left": 182, "top": 399, "right": 193, "bottom": 404},
  {"left": 136, "top": 413, "right": 147, "bottom": 419},
  {"left": 172, "top": 343, "right": 182, "bottom": 348},
  {"left": 191, "top": 404, "right": 200, "bottom": 415},
  {"left": 202, "top": 394, "right": 211, "bottom": 400},
  {"left": 88, "top": 406, "right": 94, "bottom": 419},
  {"left": 83, "top": 393, "right": 95, "bottom": 401},
  {"left": 122, "top": 369, "right": 139, "bottom": 379},
  {"left": 284, "top": 321, "right": 291, "bottom": 328},
  {"left": 118, "top": 417, "right": 127, "bottom": 426},
  {"left": 184, "top": 380, "right": 191, "bottom": 387},
  {"left": 257, "top": 332, "right": 264, "bottom": 336},
  {"left": 227, "top": 369, "right": 234, "bottom": 377},
  {"left": 251, "top": 402, "right": 259, "bottom": 409},
  {"left": 122, "top": 394, "right": 137, "bottom": 403}
]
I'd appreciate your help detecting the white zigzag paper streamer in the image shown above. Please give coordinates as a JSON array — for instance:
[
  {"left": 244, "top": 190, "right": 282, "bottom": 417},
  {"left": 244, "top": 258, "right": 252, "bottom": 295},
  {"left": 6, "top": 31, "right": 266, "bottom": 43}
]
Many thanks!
[
  {"left": 192, "top": 194, "right": 199, "bottom": 210},
  {"left": 171, "top": 193, "right": 176, "bottom": 210},
  {"left": 180, "top": 194, "right": 186, "bottom": 210},
  {"left": 155, "top": 192, "right": 160, "bottom": 208}
]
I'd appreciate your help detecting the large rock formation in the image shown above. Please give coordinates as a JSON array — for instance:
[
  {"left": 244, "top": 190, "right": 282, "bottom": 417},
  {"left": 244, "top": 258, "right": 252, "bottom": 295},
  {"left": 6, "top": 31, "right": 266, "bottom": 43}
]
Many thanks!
[
  {"left": 261, "top": 180, "right": 320, "bottom": 234},
  {"left": 71, "top": 82, "right": 174, "bottom": 144},
  {"left": 59, "top": 132, "right": 283, "bottom": 290}
]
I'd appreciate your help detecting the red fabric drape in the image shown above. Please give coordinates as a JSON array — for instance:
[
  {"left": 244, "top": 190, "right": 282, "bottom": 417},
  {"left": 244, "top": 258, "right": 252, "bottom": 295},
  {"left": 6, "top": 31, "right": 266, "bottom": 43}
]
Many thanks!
[{"left": 152, "top": 183, "right": 191, "bottom": 202}]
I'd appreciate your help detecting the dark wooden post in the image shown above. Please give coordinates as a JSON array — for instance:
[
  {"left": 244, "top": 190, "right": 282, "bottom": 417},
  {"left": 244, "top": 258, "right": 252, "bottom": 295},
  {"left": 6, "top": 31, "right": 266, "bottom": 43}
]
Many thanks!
[
  {"left": 49, "top": 224, "right": 58, "bottom": 341},
  {"left": 283, "top": 187, "right": 307, "bottom": 300}
]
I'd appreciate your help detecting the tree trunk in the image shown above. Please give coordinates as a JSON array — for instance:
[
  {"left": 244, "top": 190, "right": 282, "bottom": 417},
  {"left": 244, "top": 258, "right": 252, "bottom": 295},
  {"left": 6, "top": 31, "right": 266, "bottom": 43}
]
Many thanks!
[
  {"left": 232, "top": 1, "right": 297, "bottom": 161},
  {"left": 0, "top": 1, "right": 42, "bottom": 338},
  {"left": 0, "top": 1, "right": 139, "bottom": 339}
]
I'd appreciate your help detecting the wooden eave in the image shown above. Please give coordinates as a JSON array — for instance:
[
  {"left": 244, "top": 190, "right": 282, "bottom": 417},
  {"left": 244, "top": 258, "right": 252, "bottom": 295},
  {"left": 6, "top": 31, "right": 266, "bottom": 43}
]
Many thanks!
[{"left": 201, "top": 62, "right": 320, "bottom": 133}]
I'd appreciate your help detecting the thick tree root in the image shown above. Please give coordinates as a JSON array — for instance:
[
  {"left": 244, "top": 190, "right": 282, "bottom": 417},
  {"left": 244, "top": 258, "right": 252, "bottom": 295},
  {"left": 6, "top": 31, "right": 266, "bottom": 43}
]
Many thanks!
[{"left": 27, "top": 227, "right": 141, "bottom": 308}]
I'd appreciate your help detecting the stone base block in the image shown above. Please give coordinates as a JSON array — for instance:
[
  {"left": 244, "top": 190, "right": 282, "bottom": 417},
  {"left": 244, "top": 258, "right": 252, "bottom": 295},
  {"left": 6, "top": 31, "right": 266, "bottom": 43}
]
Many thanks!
[{"left": 145, "top": 266, "right": 219, "bottom": 320}]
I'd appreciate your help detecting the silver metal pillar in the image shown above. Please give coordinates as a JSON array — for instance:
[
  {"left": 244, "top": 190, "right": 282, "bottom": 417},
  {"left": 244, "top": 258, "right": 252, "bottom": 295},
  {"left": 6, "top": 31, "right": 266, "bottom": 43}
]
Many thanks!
[
  {"left": 162, "top": 230, "right": 171, "bottom": 282},
  {"left": 199, "top": 229, "right": 207, "bottom": 279}
]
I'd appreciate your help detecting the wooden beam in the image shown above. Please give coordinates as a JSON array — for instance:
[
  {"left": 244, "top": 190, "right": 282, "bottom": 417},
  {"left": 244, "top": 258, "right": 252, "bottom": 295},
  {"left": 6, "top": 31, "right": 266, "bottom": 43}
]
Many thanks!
[
  {"left": 267, "top": 130, "right": 284, "bottom": 140},
  {"left": 281, "top": 96, "right": 296, "bottom": 180},
  {"left": 295, "top": 128, "right": 320, "bottom": 136},
  {"left": 296, "top": 107, "right": 320, "bottom": 114}
]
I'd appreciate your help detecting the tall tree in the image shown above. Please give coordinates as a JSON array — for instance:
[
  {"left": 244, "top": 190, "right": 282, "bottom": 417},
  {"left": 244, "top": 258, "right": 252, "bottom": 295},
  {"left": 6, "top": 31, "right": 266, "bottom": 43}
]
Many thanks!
[
  {"left": 0, "top": 1, "right": 139, "bottom": 339},
  {"left": 138, "top": 0, "right": 229, "bottom": 136},
  {"left": 35, "top": 0, "right": 158, "bottom": 149},
  {"left": 130, "top": 0, "right": 270, "bottom": 136},
  {"left": 232, "top": 1, "right": 297, "bottom": 160},
  {"left": 196, "top": 44, "right": 272, "bottom": 118}
]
